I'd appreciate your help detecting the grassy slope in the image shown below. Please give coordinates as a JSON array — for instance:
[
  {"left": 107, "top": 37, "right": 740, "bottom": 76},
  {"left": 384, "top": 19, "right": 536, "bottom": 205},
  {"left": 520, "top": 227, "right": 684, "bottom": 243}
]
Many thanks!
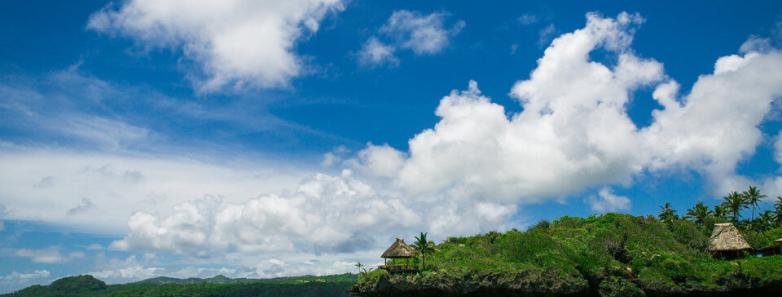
[
  {"left": 354, "top": 214, "right": 782, "bottom": 297},
  {"left": 2, "top": 274, "right": 357, "bottom": 297}
]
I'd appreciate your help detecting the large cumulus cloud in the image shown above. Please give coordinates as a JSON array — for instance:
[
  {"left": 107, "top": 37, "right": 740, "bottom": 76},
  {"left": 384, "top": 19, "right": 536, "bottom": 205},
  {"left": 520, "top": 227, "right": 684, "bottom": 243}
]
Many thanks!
[
  {"left": 111, "top": 170, "right": 420, "bottom": 255},
  {"left": 354, "top": 12, "right": 782, "bottom": 205}
]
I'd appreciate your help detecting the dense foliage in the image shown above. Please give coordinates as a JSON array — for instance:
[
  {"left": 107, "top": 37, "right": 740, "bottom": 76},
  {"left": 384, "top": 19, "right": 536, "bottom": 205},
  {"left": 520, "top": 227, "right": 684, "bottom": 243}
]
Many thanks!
[
  {"left": 677, "top": 186, "right": 782, "bottom": 248},
  {"left": 2, "top": 274, "right": 356, "bottom": 297},
  {"left": 354, "top": 213, "right": 782, "bottom": 296}
]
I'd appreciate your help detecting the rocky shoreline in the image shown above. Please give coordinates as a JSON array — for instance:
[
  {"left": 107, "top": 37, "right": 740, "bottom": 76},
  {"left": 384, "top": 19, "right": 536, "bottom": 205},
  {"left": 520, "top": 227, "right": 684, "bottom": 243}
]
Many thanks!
[{"left": 351, "top": 269, "right": 782, "bottom": 297}]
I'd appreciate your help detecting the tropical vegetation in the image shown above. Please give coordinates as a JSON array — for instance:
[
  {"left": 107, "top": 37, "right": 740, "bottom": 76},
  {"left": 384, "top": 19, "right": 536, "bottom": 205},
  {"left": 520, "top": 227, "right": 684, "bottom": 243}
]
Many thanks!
[
  {"left": 354, "top": 185, "right": 782, "bottom": 297},
  {"left": 411, "top": 232, "right": 435, "bottom": 270}
]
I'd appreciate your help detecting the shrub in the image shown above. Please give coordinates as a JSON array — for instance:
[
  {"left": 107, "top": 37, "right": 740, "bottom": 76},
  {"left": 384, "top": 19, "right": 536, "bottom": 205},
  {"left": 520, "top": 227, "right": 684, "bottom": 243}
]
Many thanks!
[{"left": 598, "top": 276, "right": 645, "bottom": 297}]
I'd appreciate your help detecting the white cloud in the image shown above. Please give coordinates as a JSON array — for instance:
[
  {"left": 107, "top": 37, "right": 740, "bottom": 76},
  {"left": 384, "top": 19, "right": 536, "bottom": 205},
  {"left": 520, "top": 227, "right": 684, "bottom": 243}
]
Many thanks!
[
  {"left": 517, "top": 14, "right": 539, "bottom": 25},
  {"left": 758, "top": 131, "right": 782, "bottom": 198},
  {"left": 112, "top": 170, "right": 419, "bottom": 254},
  {"left": 359, "top": 10, "right": 464, "bottom": 66},
  {"left": 0, "top": 146, "right": 514, "bottom": 276},
  {"left": 67, "top": 198, "right": 95, "bottom": 216},
  {"left": 89, "top": 255, "right": 163, "bottom": 281},
  {"left": 88, "top": 0, "right": 346, "bottom": 93},
  {"left": 380, "top": 10, "right": 463, "bottom": 55},
  {"left": 355, "top": 12, "right": 782, "bottom": 206},
  {"left": 0, "top": 203, "right": 7, "bottom": 232},
  {"left": 0, "top": 270, "right": 52, "bottom": 294},
  {"left": 321, "top": 145, "right": 350, "bottom": 167},
  {"left": 0, "top": 148, "right": 309, "bottom": 233},
  {"left": 0, "top": 69, "right": 154, "bottom": 151},
  {"left": 106, "top": 160, "right": 517, "bottom": 259},
  {"left": 775, "top": 132, "right": 782, "bottom": 165},
  {"left": 87, "top": 244, "right": 104, "bottom": 251},
  {"left": 358, "top": 37, "right": 398, "bottom": 66},
  {"left": 15, "top": 247, "right": 85, "bottom": 264},
  {"left": 347, "top": 143, "right": 405, "bottom": 178},
  {"left": 588, "top": 188, "right": 631, "bottom": 213},
  {"left": 0, "top": 270, "right": 50, "bottom": 281},
  {"left": 88, "top": 249, "right": 381, "bottom": 283},
  {"left": 642, "top": 50, "right": 782, "bottom": 194},
  {"left": 537, "top": 24, "right": 556, "bottom": 46},
  {"left": 57, "top": 116, "right": 150, "bottom": 150},
  {"left": 739, "top": 36, "right": 773, "bottom": 54}
]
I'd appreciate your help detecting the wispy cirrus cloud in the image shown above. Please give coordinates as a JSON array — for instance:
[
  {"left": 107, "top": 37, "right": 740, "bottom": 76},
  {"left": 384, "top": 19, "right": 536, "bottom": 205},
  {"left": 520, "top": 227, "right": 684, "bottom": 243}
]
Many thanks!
[{"left": 0, "top": 66, "right": 353, "bottom": 155}]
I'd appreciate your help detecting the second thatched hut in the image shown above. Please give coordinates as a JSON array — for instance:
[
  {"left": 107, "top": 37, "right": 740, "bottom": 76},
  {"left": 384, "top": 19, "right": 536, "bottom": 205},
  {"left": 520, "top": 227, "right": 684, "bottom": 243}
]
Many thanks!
[{"left": 708, "top": 223, "right": 752, "bottom": 259}]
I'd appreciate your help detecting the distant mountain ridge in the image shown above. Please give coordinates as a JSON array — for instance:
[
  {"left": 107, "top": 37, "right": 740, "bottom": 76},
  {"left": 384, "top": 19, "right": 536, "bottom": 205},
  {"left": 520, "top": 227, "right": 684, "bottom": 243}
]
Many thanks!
[
  {"left": 2, "top": 273, "right": 357, "bottom": 297},
  {"left": 131, "top": 273, "right": 355, "bottom": 285},
  {"left": 134, "top": 275, "right": 243, "bottom": 285}
]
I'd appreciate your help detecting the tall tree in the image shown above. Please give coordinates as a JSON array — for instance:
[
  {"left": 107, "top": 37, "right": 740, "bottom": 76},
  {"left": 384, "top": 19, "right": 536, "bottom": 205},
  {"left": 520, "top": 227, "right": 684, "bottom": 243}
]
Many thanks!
[
  {"left": 775, "top": 196, "right": 782, "bottom": 226},
  {"left": 742, "top": 186, "right": 765, "bottom": 221},
  {"left": 713, "top": 204, "right": 729, "bottom": 222},
  {"left": 412, "top": 232, "right": 435, "bottom": 270},
  {"left": 759, "top": 211, "right": 774, "bottom": 231},
  {"left": 685, "top": 202, "right": 712, "bottom": 226},
  {"left": 658, "top": 202, "right": 677, "bottom": 225},
  {"left": 723, "top": 191, "right": 746, "bottom": 223},
  {"left": 355, "top": 262, "right": 364, "bottom": 274}
]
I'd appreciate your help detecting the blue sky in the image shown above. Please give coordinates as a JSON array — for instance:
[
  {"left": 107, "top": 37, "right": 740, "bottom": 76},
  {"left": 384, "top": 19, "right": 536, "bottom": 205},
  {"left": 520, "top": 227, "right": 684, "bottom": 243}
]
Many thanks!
[{"left": 1, "top": 0, "right": 782, "bottom": 293}]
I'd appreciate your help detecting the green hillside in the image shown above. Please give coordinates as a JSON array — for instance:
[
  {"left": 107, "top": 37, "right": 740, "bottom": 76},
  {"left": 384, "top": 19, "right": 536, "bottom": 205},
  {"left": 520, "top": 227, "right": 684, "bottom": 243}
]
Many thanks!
[
  {"left": 2, "top": 274, "right": 356, "bottom": 297},
  {"left": 354, "top": 213, "right": 782, "bottom": 297}
]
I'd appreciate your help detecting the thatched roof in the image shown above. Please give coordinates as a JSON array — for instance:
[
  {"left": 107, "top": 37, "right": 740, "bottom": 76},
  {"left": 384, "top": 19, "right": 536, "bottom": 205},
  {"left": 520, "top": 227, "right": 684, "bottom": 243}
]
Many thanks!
[
  {"left": 381, "top": 238, "right": 416, "bottom": 258},
  {"left": 708, "top": 223, "right": 752, "bottom": 252},
  {"left": 775, "top": 237, "right": 782, "bottom": 244}
]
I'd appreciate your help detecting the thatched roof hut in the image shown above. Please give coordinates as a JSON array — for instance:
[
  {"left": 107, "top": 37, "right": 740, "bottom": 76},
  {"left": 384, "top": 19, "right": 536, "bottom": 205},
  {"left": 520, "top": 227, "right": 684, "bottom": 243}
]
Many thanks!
[
  {"left": 775, "top": 237, "right": 782, "bottom": 244},
  {"left": 382, "top": 238, "right": 416, "bottom": 259},
  {"left": 708, "top": 223, "right": 752, "bottom": 252}
]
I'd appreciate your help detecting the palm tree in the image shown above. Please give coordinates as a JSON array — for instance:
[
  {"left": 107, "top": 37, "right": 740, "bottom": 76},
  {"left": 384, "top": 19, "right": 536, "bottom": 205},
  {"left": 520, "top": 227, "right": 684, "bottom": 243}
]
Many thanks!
[
  {"left": 486, "top": 231, "right": 501, "bottom": 244},
  {"left": 713, "top": 204, "right": 729, "bottom": 222},
  {"left": 774, "top": 196, "right": 782, "bottom": 227},
  {"left": 742, "top": 186, "right": 766, "bottom": 221},
  {"left": 685, "top": 202, "right": 712, "bottom": 226},
  {"left": 759, "top": 211, "right": 774, "bottom": 231},
  {"left": 412, "top": 232, "right": 435, "bottom": 270},
  {"left": 658, "top": 202, "right": 677, "bottom": 225},
  {"left": 723, "top": 191, "right": 746, "bottom": 223},
  {"left": 355, "top": 262, "right": 364, "bottom": 274}
]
